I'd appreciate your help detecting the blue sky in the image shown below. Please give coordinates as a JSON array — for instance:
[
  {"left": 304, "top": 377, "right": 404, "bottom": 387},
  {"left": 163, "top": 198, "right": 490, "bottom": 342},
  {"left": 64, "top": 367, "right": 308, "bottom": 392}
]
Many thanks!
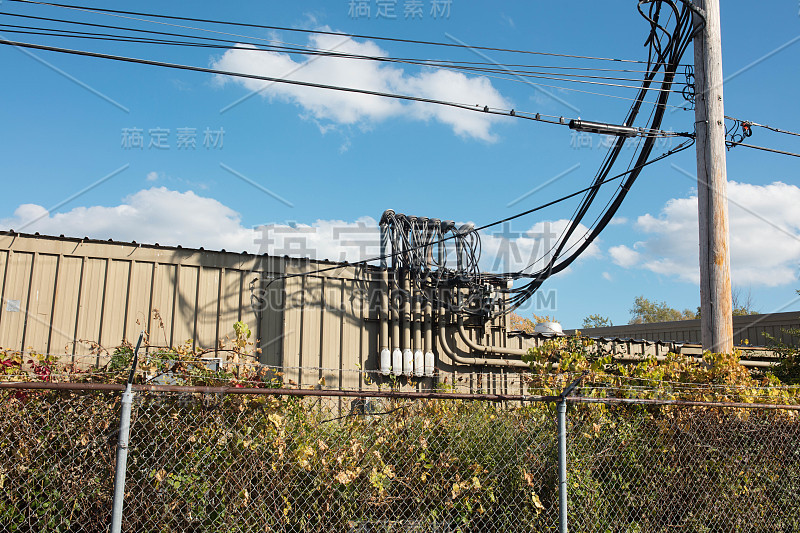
[{"left": 1, "top": 0, "right": 799, "bottom": 328}]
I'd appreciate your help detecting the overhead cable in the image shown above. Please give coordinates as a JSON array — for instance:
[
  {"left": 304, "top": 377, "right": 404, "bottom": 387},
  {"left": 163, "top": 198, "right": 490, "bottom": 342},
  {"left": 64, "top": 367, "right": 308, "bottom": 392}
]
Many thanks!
[
  {"left": 0, "top": 14, "right": 687, "bottom": 95},
  {"left": 8, "top": 0, "right": 692, "bottom": 66},
  {"left": 726, "top": 141, "right": 800, "bottom": 158},
  {"left": 0, "top": 12, "right": 681, "bottom": 76},
  {"left": 0, "top": 37, "right": 688, "bottom": 138},
  {"left": 724, "top": 115, "right": 800, "bottom": 138}
]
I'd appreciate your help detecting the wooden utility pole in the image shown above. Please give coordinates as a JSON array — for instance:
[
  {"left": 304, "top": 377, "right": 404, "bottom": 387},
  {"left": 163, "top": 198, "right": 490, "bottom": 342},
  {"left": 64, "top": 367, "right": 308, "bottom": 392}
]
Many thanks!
[{"left": 693, "top": 0, "right": 733, "bottom": 353}]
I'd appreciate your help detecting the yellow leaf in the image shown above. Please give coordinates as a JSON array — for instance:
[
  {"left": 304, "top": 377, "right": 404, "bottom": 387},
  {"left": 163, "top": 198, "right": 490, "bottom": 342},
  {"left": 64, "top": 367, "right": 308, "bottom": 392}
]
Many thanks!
[
  {"left": 531, "top": 492, "right": 545, "bottom": 512},
  {"left": 523, "top": 471, "right": 534, "bottom": 487}
]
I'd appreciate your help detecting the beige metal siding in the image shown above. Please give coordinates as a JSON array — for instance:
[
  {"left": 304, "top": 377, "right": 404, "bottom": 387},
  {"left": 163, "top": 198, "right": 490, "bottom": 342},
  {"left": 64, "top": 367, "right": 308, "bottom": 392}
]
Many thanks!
[
  {"left": 0, "top": 235, "right": 271, "bottom": 361},
  {"left": 218, "top": 268, "right": 241, "bottom": 348},
  {"left": 1, "top": 251, "right": 33, "bottom": 351},
  {"left": 50, "top": 255, "right": 82, "bottom": 355},
  {"left": 300, "top": 275, "right": 322, "bottom": 388},
  {"left": 100, "top": 259, "right": 129, "bottom": 349},
  {"left": 281, "top": 275, "right": 303, "bottom": 385},
  {"left": 259, "top": 278, "right": 284, "bottom": 367},
  {"left": 196, "top": 267, "right": 220, "bottom": 350},
  {"left": 25, "top": 253, "right": 58, "bottom": 354},
  {"left": 150, "top": 262, "right": 176, "bottom": 347},
  {"left": 126, "top": 261, "right": 153, "bottom": 345}
]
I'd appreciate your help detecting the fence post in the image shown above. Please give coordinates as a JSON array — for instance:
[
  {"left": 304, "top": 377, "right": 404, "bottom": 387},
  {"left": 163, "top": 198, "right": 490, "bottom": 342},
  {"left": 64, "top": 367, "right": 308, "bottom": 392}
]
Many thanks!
[
  {"left": 557, "top": 371, "right": 588, "bottom": 533},
  {"left": 110, "top": 332, "right": 144, "bottom": 533},
  {"left": 557, "top": 397, "right": 568, "bottom": 533}
]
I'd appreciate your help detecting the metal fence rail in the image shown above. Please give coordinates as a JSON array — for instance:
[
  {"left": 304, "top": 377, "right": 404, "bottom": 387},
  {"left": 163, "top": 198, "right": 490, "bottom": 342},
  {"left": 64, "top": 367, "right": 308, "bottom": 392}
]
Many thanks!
[{"left": 1, "top": 383, "right": 799, "bottom": 532}]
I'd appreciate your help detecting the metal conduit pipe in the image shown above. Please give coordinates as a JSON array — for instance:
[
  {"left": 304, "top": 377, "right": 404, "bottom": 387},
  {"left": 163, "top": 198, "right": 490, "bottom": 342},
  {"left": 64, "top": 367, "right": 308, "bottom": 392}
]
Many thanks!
[
  {"left": 423, "top": 296, "right": 434, "bottom": 376},
  {"left": 612, "top": 354, "right": 775, "bottom": 368},
  {"left": 390, "top": 213, "right": 403, "bottom": 376},
  {"left": 391, "top": 287, "right": 402, "bottom": 377},
  {"left": 421, "top": 220, "right": 437, "bottom": 377},
  {"left": 437, "top": 289, "right": 529, "bottom": 369},
  {"left": 379, "top": 270, "right": 391, "bottom": 375},
  {"left": 456, "top": 315, "right": 529, "bottom": 357},
  {"left": 378, "top": 212, "right": 393, "bottom": 375},
  {"left": 402, "top": 273, "right": 413, "bottom": 376},
  {"left": 452, "top": 285, "right": 530, "bottom": 358},
  {"left": 413, "top": 291, "right": 424, "bottom": 376}
]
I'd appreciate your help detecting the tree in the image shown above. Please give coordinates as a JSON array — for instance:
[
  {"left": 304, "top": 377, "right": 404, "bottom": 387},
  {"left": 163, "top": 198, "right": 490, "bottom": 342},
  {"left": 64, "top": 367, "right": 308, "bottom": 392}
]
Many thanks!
[
  {"left": 582, "top": 314, "right": 612, "bottom": 329},
  {"left": 629, "top": 296, "right": 696, "bottom": 324},
  {"left": 732, "top": 287, "right": 759, "bottom": 316},
  {"left": 696, "top": 287, "right": 759, "bottom": 318},
  {"left": 509, "top": 313, "right": 557, "bottom": 334}
]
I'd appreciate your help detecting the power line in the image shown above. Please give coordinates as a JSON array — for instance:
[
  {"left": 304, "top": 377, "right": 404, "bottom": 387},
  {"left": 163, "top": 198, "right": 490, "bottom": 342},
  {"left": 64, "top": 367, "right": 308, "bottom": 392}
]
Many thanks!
[
  {"left": 722, "top": 115, "right": 800, "bottom": 158},
  {"left": 0, "top": 12, "right": 681, "bottom": 77},
  {"left": 0, "top": 15, "right": 686, "bottom": 95},
  {"left": 0, "top": 31, "right": 692, "bottom": 109},
  {"left": 0, "top": 38, "right": 687, "bottom": 138},
  {"left": 0, "top": 25, "right": 685, "bottom": 94},
  {"left": 726, "top": 141, "right": 800, "bottom": 158},
  {"left": 724, "top": 115, "right": 800, "bottom": 138},
  {"left": 8, "top": 0, "right": 691, "bottom": 66},
  {"left": 0, "top": 12, "right": 694, "bottom": 109},
  {"left": 0, "top": 37, "right": 555, "bottom": 122}
]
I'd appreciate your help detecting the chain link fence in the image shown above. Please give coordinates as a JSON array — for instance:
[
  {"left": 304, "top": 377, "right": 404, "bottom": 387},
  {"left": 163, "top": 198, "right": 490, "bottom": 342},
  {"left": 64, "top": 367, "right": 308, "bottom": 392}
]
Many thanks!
[{"left": 1, "top": 383, "right": 799, "bottom": 532}]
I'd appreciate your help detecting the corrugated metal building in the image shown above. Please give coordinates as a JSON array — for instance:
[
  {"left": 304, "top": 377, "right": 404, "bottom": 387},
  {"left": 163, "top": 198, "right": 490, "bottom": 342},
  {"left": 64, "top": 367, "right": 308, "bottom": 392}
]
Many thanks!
[
  {"left": 566, "top": 312, "right": 800, "bottom": 348},
  {"left": 0, "top": 231, "right": 550, "bottom": 393}
]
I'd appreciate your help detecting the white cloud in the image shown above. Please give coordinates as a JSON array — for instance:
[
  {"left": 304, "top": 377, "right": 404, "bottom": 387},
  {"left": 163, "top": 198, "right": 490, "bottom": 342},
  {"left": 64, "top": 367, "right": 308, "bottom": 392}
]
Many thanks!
[
  {"left": 608, "top": 244, "right": 641, "bottom": 268},
  {"left": 2, "top": 188, "right": 254, "bottom": 251},
  {"left": 602, "top": 271, "right": 613, "bottom": 281},
  {"left": 610, "top": 181, "right": 800, "bottom": 286},
  {"left": 211, "top": 32, "right": 511, "bottom": 141},
  {"left": 146, "top": 171, "right": 159, "bottom": 182}
]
